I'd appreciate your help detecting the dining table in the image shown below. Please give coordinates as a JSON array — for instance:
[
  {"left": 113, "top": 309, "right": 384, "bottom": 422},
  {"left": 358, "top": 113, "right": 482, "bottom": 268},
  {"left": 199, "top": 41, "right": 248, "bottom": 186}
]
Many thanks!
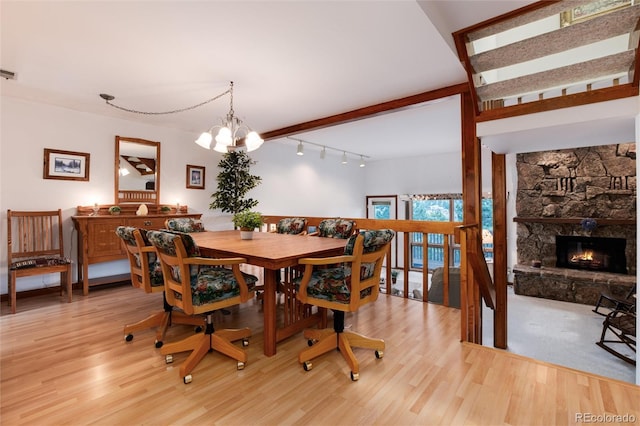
[{"left": 190, "top": 230, "right": 348, "bottom": 356}]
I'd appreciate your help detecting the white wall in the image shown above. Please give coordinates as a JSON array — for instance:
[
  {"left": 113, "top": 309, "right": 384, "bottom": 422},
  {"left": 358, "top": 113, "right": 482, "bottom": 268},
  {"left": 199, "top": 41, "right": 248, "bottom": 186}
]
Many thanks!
[
  {"left": 0, "top": 97, "right": 373, "bottom": 294},
  {"left": 249, "top": 141, "right": 367, "bottom": 217}
]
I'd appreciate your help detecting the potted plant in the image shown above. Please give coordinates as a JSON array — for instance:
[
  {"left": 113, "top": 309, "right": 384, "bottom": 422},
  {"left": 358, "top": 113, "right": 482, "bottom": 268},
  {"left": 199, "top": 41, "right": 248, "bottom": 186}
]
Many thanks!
[
  {"left": 391, "top": 269, "right": 399, "bottom": 284},
  {"left": 210, "top": 151, "right": 262, "bottom": 215},
  {"left": 108, "top": 206, "right": 121, "bottom": 216},
  {"left": 232, "top": 211, "right": 264, "bottom": 240},
  {"left": 160, "top": 206, "right": 171, "bottom": 214}
]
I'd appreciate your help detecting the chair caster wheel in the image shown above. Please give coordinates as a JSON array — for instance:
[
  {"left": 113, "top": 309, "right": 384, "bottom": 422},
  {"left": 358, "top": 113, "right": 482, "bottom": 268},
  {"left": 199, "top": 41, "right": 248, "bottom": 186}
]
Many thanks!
[
  {"left": 183, "top": 375, "right": 192, "bottom": 384},
  {"left": 237, "top": 362, "right": 245, "bottom": 370},
  {"left": 303, "top": 361, "right": 312, "bottom": 371},
  {"left": 155, "top": 340, "right": 163, "bottom": 349},
  {"left": 375, "top": 350, "right": 383, "bottom": 359},
  {"left": 194, "top": 326, "right": 203, "bottom": 333},
  {"left": 125, "top": 334, "right": 133, "bottom": 342},
  {"left": 165, "top": 354, "right": 173, "bottom": 364},
  {"left": 242, "top": 339, "right": 249, "bottom": 347},
  {"left": 350, "top": 371, "right": 359, "bottom": 381}
]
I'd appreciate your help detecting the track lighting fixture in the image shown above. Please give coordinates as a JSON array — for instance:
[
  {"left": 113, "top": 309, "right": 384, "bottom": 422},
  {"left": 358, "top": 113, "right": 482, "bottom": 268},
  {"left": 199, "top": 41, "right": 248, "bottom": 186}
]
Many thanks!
[{"left": 286, "top": 137, "right": 369, "bottom": 167}]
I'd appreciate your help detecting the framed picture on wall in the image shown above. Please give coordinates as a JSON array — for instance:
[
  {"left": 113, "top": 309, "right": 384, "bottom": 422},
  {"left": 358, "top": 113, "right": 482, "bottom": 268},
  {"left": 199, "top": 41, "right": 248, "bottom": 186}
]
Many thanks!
[
  {"left": 186, "top": 164, "right": 205, "bottom": 189},
  {"left": 43, "top": 148, "right": 90, "bottom": 181}
]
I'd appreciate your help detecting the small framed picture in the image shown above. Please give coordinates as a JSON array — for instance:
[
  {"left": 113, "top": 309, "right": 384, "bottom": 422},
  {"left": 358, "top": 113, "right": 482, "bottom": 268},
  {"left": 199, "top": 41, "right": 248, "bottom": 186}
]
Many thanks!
[
  {"left": 43, "top": 148, "right": 90, "bottom": 181},
  {"left": 186, "top": 164, "right": 205, "bottom": 189}
]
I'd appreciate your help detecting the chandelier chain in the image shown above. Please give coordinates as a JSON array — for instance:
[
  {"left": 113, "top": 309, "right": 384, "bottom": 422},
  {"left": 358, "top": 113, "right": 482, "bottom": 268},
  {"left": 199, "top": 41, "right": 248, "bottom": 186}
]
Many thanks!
[{"left": 104, "top": 89, "right": 231, "bottom": 115}]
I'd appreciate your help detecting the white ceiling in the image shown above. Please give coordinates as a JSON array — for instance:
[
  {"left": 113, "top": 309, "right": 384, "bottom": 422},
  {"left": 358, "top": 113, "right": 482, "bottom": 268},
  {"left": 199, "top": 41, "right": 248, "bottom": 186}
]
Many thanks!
[{"left": 3, "top": 0, "right": 587, "bottom": 162}]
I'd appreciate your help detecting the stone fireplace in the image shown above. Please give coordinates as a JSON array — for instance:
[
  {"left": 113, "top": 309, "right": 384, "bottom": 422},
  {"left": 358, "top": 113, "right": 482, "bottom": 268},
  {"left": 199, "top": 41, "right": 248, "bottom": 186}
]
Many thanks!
[{"left": 513, "top": 143, "right": 636, "bottom": 305}]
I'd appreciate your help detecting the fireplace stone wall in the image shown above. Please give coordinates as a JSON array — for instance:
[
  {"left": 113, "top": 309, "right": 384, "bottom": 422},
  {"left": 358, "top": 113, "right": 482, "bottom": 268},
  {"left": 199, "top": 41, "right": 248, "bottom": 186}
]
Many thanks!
[{"left": 513, "top": 143, "right": 636, "bottom": 304}]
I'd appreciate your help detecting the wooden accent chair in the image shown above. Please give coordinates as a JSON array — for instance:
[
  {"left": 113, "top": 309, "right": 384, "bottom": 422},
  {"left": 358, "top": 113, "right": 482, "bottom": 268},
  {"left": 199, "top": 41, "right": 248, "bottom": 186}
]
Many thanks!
[
  {"left": 596, "top": 307, "right": 636, "bottom": 365},
  {"left": 7, "top": 209, "right": 72, "bottom": 314},
  {"left": 115, "top": 226, "right": 203, "bottom": 348},
  {"left": 147, "top": 230, "right": 257, "bottom": 384},
  {"left": 164, "top": 218, "right": 205, "bottom": 233},
  {"left": 593, "top": 284, "right": 636, "bottom": 316},
  {"left": 295, "top": 229, "right": 395, "bottom": 381}
]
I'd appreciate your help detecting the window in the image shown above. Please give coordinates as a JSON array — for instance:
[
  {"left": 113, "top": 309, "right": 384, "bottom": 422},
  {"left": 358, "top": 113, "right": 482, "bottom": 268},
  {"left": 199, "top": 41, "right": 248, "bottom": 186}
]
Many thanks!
[{"left": 408, "top": 195, "right": 493, "bottom": 271}]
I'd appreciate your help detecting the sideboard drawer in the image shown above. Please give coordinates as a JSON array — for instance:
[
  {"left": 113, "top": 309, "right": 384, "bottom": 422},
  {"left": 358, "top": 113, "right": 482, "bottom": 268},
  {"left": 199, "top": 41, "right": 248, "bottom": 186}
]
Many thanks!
[{"left": 126, "top": 217, "right": 168, "bottom": 229}]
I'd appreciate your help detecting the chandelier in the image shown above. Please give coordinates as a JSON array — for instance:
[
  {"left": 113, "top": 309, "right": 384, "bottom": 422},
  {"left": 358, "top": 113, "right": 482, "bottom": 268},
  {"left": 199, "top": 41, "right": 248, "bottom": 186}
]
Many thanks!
[
  {"left": 99, "top": 80, "right": 263, "bottom": 153},
  {"left": 195, "top": 81, "right": 263, "bottom": 153}
]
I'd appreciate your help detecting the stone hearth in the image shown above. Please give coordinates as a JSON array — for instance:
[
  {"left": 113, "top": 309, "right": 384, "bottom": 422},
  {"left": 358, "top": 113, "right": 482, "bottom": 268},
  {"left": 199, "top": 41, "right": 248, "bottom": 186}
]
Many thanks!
[
  {"left": 513, "top": 265, "right": 635, "bottom": 305},
  {"left": 514, "top": 144, "right": 636, "bottom": 305}
]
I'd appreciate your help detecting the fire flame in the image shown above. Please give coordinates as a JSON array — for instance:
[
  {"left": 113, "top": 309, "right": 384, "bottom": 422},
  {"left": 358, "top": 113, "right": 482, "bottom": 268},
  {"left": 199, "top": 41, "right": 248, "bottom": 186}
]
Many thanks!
[{"left": 571, "top": 250, "right": 593, "bottom": 262}]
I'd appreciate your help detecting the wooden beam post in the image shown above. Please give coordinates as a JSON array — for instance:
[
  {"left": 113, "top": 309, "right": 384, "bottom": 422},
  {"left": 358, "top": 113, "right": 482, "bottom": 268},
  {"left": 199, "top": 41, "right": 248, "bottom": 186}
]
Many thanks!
[
  {"left": 461, "top": 91, "right": 483, "bottom": 344},
  {"left": 492, "top": 153, "right": 508, "bottom": 349}
]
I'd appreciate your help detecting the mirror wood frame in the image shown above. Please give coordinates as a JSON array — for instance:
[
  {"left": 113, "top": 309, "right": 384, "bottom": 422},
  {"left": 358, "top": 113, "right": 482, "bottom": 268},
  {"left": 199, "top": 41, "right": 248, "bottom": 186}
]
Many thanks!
[{"left": 114, "top": 136, "right": 161, "bottom": 205}]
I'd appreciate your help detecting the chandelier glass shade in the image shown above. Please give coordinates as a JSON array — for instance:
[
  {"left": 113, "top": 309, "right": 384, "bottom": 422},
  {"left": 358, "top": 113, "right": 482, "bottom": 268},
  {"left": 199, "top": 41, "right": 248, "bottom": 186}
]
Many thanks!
[{"left": 195, "top": 81, "right": 264, "bottom": 153}]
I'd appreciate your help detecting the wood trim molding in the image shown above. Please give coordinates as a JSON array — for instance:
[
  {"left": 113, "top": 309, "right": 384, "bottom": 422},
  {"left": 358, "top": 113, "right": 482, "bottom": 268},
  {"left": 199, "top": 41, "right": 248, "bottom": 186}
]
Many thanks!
[
  {"left": 476, "top": 84, "right": 639, "bottom": 122},
  {"left": 513, "top": 217, "right": 635, "bottom": 225}
]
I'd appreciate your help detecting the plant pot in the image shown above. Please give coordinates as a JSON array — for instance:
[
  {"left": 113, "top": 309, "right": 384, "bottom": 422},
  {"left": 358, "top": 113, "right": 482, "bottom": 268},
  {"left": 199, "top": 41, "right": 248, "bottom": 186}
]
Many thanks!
[
  {"left": 109, "top": 211, "right": 120, "bottom": 216},
  {"left": 240, "top": 229, "right": 254, "bottom": 240}
]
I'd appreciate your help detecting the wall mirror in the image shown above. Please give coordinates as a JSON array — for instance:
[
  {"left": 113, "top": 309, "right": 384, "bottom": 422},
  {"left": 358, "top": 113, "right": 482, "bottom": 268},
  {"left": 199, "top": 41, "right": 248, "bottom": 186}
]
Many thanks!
[{"left": 114, "top": 136, "right": 161, "bottom": 204}]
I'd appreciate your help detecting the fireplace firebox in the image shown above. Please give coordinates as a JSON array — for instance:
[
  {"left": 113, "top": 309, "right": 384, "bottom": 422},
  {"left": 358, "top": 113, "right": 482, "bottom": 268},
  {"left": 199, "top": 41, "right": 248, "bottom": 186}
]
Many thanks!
[{"left": 556, "top": 236, "right": 627, "bottom": 274}]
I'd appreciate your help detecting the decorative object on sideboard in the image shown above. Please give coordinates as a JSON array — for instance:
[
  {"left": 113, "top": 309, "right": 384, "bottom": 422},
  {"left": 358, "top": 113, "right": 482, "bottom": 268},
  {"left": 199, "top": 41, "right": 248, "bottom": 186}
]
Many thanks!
[
  {"left": 160, "top": 206, "right": 171, "bottom": 214},
  {"left": 108, "top": 206, "right": 121, "bottom": 215},
  {"left": 136, "top": 204, "right": 149, "bottom": 216}
]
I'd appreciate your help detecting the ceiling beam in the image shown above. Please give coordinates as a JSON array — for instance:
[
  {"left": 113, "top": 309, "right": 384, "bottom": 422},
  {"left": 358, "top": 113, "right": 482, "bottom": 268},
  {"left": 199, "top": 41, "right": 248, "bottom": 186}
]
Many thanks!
[{"left": 260, "top": 83, "right": 469, "bottom": 141}]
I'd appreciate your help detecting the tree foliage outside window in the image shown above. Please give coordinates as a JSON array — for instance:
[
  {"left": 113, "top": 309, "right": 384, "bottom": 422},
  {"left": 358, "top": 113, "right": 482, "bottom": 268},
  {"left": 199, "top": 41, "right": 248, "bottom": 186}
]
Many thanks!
[
  {"left": 409, "top": 197, "right": 494, "bottom": 269},
  {"left": 209, "top": 151, "right": 262, "bottom": 214}
]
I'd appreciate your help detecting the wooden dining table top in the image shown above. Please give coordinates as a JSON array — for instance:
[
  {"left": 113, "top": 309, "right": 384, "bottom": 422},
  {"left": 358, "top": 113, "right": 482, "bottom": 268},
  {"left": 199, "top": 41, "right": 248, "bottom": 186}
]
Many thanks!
[{"left": 190, "top": 230, "right": 348, "bottom": 270}]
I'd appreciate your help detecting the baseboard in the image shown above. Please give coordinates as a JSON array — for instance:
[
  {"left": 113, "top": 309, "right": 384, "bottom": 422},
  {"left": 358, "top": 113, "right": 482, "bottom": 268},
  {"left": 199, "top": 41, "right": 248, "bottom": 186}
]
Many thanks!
[{"left": 0, "top": 280, "right": 130, "bottom": 302}]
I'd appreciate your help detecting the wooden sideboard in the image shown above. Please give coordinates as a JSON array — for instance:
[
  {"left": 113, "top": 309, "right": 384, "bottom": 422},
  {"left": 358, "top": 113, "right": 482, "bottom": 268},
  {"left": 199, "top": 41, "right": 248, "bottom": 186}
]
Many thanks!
[{"left": 72, "top": 211, "right": 201, "bottom": 295}]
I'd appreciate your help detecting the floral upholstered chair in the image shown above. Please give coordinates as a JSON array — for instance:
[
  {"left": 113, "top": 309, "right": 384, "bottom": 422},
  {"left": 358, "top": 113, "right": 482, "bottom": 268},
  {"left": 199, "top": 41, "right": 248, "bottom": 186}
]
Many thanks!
[
  {"left": 115, "top": 226, "right": 203, "bottom": 348},
  {"left": 275, "top": 217, "right": 307, "bottom": 235},
  {"left": 316, "top": 218, "right": 356, "bottom": 239},
  {"left": 294, "top": 229, "right": 395, "bottom": 381},
  {"left": 164, "top": 217, "right": 205, "bottom": 232},
  {"left": 146, "top": 230, "right": 257, "bottom": 384}
]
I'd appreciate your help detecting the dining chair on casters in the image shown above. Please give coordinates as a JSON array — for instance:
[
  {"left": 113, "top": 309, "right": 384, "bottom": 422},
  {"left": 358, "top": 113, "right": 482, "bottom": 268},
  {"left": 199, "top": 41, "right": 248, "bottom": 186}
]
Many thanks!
[
  {"left": 115, "top": 226, "right": 204, "bottom": 348},
  {"left": 310, "top": 218, "right": 356, "bottom": 239},
  {"left": 268, "top": 217, "right": 307, "bottom": 306},
  {"left": 294, "top": 229, "right": 395, "bottom": 381},
  {"left": 147, "top": 230, "right": 257, "bottom": 384},
  {"left": 7, "top": 209, "right": 73, "bottom": 314},
  {"left": 164, "top": 218, "right": 205, "bottom": 233}
]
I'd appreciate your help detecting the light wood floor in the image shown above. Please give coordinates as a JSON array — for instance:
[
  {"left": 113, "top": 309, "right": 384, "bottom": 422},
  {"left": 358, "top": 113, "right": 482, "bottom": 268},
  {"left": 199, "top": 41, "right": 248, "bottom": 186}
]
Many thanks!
[{"left": 1, "top": 284, "right": 638, "bottom": 425}]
